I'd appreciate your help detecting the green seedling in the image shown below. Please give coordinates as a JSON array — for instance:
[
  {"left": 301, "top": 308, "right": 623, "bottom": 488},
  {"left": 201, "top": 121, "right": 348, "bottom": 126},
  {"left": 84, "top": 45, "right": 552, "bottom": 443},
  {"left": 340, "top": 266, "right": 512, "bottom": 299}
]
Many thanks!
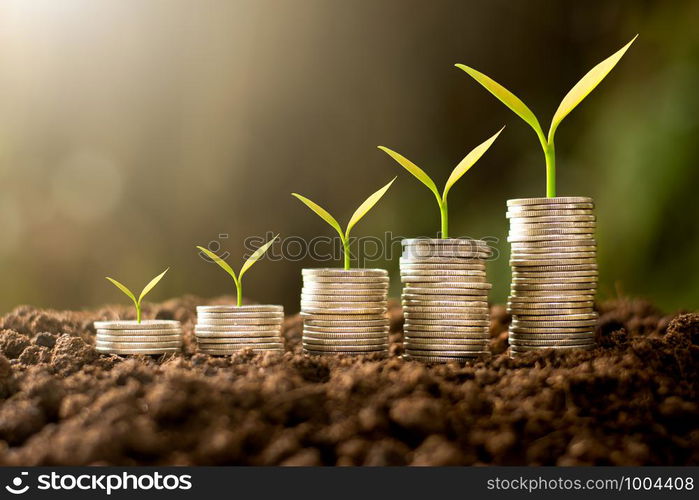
[
  {"left": 105, "top": 268, "right": 169, "bottom": 323},
  {"left": 456, "top": 35, "right": 637, "bottom": 198},
  {"left": 292, "top": 178, "right": 396, "bottom": 270},
  {"left": 378, "top": 127, "right": 504, "bottom": 238},
  {"left": 196, "top": 235, "right": 279, "bottom": 307}
]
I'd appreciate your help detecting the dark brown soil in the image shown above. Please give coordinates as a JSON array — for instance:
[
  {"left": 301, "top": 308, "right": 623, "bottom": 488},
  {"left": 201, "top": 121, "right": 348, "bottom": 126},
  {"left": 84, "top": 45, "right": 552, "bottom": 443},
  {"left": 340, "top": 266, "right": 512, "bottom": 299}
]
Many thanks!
[{"left": 0, "top": 296, "right": 696, "bottom": 466}]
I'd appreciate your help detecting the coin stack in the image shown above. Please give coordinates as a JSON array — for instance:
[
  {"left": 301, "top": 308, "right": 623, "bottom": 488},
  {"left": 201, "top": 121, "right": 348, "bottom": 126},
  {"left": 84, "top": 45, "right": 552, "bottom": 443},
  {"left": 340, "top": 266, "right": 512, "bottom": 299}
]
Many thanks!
[
  {"left": 400, "top": 238, "right": 492, "bottom": 362},
  {"left": 507, "top": 197, "right": 598, "bottom": 354},
  {"left": 300, "top": 269, "right": 389, "bottom": 355},
  {"left": 194, "top": 305, "right": 284, "bottom": 355},
  {"left": 94, "top": 320, "right": 183, "bottom": 355}
]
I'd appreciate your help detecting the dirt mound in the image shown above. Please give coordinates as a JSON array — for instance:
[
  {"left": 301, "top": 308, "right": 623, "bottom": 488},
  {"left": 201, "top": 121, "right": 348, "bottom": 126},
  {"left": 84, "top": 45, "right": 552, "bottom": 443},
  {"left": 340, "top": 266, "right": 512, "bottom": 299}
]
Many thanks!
[{"left": 0, "top": 296, "right": 696, "bottom": 465}]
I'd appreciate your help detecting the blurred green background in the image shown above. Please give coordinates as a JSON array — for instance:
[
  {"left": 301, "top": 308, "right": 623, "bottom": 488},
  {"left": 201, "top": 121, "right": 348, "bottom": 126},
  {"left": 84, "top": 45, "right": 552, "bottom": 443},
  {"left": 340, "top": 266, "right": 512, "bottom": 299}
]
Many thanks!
[{"left": 0, "top": 0, "right": 697, "bottom": 314}]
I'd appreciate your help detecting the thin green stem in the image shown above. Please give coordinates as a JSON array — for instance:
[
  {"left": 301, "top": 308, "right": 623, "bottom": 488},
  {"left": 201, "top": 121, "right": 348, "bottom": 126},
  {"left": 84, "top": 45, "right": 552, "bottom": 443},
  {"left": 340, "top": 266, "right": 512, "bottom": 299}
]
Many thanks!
[
  {"left": 236, "top": 281, "right": 243, "bottom": 307},
  {"left": 439, "top": 200, "right": 448, "bottom": 238},
  {"left": 343, "top": 238, "right": 351, "bottom": 270},
  {"left": 136, "top": 303, "right": 142, "bottom": 323},
  {"left": 545, "top": 142, "right": 556, "bottom": 198}
]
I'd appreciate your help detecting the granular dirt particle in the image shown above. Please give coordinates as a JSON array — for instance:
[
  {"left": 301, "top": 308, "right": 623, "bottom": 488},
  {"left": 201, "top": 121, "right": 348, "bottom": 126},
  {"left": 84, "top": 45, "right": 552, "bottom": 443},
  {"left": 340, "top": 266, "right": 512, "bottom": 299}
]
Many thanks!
[{"left": 0, "top": 295, "right": 696, "bottom": 465}]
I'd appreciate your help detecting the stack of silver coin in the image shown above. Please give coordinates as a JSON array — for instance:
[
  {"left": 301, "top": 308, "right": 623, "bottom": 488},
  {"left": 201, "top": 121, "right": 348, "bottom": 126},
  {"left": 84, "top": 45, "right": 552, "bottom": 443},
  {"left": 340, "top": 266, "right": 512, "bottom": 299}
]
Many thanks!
[
  {"left": 94, "top": 320, "right": 183, "bottom": 355},
  {"left": 507, "top": 197, "right": 598, "bottom": 354},
  {"left": 400, "top": 238, "right": 492, "bottom": 362},
  {"left": 301, "top": 269, "right": 389, "bottom": 355},
  {"left": 194, "top": 305, "right": 284, "bottom": 355}
]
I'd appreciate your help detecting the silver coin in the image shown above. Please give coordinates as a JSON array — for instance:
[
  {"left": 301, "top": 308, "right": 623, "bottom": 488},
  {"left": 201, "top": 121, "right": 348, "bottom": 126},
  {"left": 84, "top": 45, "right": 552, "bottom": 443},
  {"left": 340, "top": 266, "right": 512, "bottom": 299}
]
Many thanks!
[
  {"left": 400, "top": 261, "right": 486, "bottom": 270},
  {"left": 508, "top": 332, "right": 595, "bottom": 340},
  {"left": 198, "top": 337, "right": 281, "bottom": 344},
  {"left": 196, "top": 305, "right": 283, "bottom": 313},
  {"left": 512, "top": 312, "right": 598, "bottom": 320},
  {"left": 303, "top": 332, "right": 388, "bottom": 340},
  {"left": 510, "top": 337, "right": 595, "bottom": 346},
  {"left": 302, "top": 282, "right": 389, "bottom": 290},
  {"left": 94, "top": 320, "right": 181, "bottom": 330},
  {"left": 510, "top": 343, "right": 594, "bottom": 352},
  {"left": 511, "top": 318, "right": 598, "bottom": 326},
  {"left": 303, "top": 275, "right": 389, "bottom": 283},
  {"left": 403, "top": 305, "right": 489, "bottom": 314},
  {"left": 510, "top": 223, "right": 597, "bottom": 232},
  {"left": 404, "top": 353, "right": 488, "bottom": 362},
  {"left": 404, "top": 342, "right": 489, "bottom": 352},
  {"left": 300, "top": 312, "right": 386, "bottom": 320},
  {"left": 399, "top": 257, "right": 487, "bottom": 265},
  {"left": 197, "top": 318, "right": 284, "bottom": 326},
  {"left": 510, "top": 251, "right": 596, "bottom": 259},
  {"left": 508, "top": 308, "right": 595, "bottom": 316},
  {"left": 402, "top": 247, "right": 492, "bottom": 258},
  {"left": 96, "top": 346, "right": 181, "bottom": 355},
  {"left": 301, "top": 306, "right": 386, "bottom": 315},
  {"left": 401, "top": 276, "right": 488, "bottom": 285},
  {"left": 402, "top": 238, "right": 491, "bottom": 247},
  {"left": 404, "top": 332, "right": 489, "bottom": 340},
  {"left": 507, "top": 301, "right": 595, "bottom": 309},
  {"left": 197, "top": 311, "right": 284, "bottom": 319},
  {"left": 301, "top": 294, "right": 387, "bottom": 303},
  {"left": 304, "top": 318, "right": 387, "bottom": 327},
  {"left": 406, "top": 337, "right": 488, "bottom": 345},
  {"left": 509, "top": 326, "right": 594, "bottom": 334},
  {"left": 404, "top": 323, "right": 489, "bottom": 332},
  {"left": 404, "top": 312, "right": 488, "bottom": 321},
  {"left": 507, "top": 209, "right": 594, "bottom": 218},
  {"left": 403, "top": 281, "right": 491, "bottom": 289},
  {"left": 299, "top": 287, "right": 385, "bottom": 296},
  {"left": 303, "top": 268, "right": 387, "bottom": 276},
  {"left": 95, "top": 328, "right": 182, "bottom": 336},
  {"left": 402, "top": 298, "right": 489, "bottom": 306},
  {"left": 304, "top": 325, "right": 389, "bottom": 334},
  {"left": 511, "top": 275, "right": 598, "bottom": 283},
  {"left": 401, "top": 269, "right": 487, "bottom": 276},
  {"left": 403, "top": 289, "right": 490, "bottom": 299},
  {"left": 511, "top": 283, "right": 598, "bottom": 292},
  {"left": 96, "top": 334, "right": 182, "bottom": 342},
  {"left": 507, "top": 197, "right": 593, "bottom": 206},
  {"left": 300, "top": 302, "right": 386, "bottom": 311},
  {"left": 303, "top": 344, "right": 388, "bottom": 353},
  {"left": 513, "top": 270, "right": 598, "bottom": 278},
  {"left": 194, "top": 330, "right": 281, "bottom": 338},
  {"left": 510, "top": 258, "right": 597, "bottom": 267},
  {"left": 194, "top": 322, "right": 282, "bottom": 330},
  {"left": 405, "top": 348, "right": 489, "bottom": 357},
  {"left": 303, "top": 337, "right": 387, "bottom": 346},
  {"left": 198, "top": 341, "right": 283, "bottom": 348},
  {"left": 511, "top": 240, "right": 596, "bottom": 249},
  {"left": 199, "top": 347, "right": 283, "bottom": 354},
  {"left": 508, "top": 215, "right": 596, "bottom": 223},
  {"left": 96, "top": 340, "right": 182, "bottom": 349},
  {"left": 405, "top": 320, "right": 489, "bottom": 329},
  {"left": 509, "top": 245, "right": 597, "bottom": 255}
]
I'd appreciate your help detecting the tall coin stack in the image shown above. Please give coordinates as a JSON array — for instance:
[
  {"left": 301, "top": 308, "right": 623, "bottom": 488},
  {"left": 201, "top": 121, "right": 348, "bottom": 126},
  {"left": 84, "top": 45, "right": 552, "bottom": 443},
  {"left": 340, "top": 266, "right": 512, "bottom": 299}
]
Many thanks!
[
  {"left": 94, "top": 320, "right": 183, "bottom": 355},
  {"left": 194, "top": 305, "right": 284, "bottom": 355},
  {"left": 400, "top": 238, "right": 493, "bottom": 362},
  {"left": 301, "top": 269, "right": 389, "bottom": 355},
  {"left": 507, "top": 197, "right": 598, "bottom": 354}
]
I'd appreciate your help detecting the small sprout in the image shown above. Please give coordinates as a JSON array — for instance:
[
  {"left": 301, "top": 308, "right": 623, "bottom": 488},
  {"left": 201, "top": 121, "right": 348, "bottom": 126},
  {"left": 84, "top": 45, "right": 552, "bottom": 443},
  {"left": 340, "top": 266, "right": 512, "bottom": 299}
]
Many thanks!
[
  {"left": 378, "top": 128, "right": 503, "bottom": 238},
  {"left": 105, "top": 268, "right": 169, "bottom": 323},
  {"left": 292, "top": 178, "right": 396, "bottom": 270},
  {"left": 197, "top": 235, "right": 278, "bottom": 307},
  {"left": 456, "top": 35, "right": 637, "bottom": 197}
]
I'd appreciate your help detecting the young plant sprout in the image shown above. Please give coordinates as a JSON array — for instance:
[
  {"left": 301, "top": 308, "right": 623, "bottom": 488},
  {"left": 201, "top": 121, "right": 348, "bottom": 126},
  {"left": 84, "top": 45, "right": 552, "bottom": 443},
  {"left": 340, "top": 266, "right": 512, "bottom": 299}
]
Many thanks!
[
  {"left": 105, "top": 268, "right": 169, "bottom": 323},
  {"left": 378, "top": 128, "right": 503, "bottom": 238},
  {"left": 292, "top": 178, "right": 396, "bottom": 270},
  {"left": 196, "top": 235, "right": 279, "bottom": 307},
  {"left": 456, "top": 35, "right": 637, "bottom": 198}
]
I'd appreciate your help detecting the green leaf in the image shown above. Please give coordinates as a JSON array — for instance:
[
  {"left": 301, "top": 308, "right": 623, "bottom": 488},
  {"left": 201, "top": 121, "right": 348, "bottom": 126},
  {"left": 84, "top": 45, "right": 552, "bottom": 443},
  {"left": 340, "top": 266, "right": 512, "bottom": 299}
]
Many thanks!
[
  {"left": 105, "top": 277, "right": 138, "bottom": 306},
  {"left": 239, "top": 235, "right": 278, "bottom": 279},
  {"left": 377, "top": 146, "right": 441, "bottom": 202},
  {"left": 197, "top": 246, "right": 239, "bottom": 285},
  {"left": 346, "top": 177, "right": 396, "bottom": 237},
  {"left": 455, "top": 64, "right": 546, "bottom": 145},
  {"left": 548, "top": 35, "right": 637, "bottom": 141},
  {"left": 291, "top": 193, "right": 345, "bottom": 240},
  {"left": 138, "top": 268, "right": 169, "bottom": 304},
  {"left": 443, "top": 126, "right": 504, "bottom": 200}
]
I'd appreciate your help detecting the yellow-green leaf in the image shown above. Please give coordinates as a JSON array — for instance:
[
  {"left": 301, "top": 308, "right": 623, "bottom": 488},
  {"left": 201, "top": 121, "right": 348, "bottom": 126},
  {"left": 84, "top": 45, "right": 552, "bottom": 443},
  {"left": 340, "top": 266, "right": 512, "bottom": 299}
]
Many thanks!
[
  {"left": 443, "top": 126, "right": 504, "bottom": 200},
  {"left": 346, "top": 177, "right": 396, "bottom": 237},
  {"left": 105, "top": 277, "right": 138, "bottom": 306},
  {"left": 377, "top": 146, "right": 441, "bottom": 202},
  {"left": 549, "top": 35, "right": 637, "bottom": 140},
  {"left": 197, "top": 246, "right": 239, "bottom": 285},
  {"left": 138, "top": 268, "right": 169, "bottom": 304},
  {"left": 239, "top": 235, "right": 278, "bottom": 279},
  {"left": 291, "top": 193, "right": 345, "bottom": 240},
  {"left": 455, "top": 64, "right": 545, "bottom": 143}
]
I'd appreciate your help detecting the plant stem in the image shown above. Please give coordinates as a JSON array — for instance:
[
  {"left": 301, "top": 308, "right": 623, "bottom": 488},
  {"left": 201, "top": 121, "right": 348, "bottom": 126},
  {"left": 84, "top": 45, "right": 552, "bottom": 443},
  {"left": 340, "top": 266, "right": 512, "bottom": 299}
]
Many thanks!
[
  {"left": 439, "top": 200, "right": 448, "bottom": 239},
  {"left": 545, "top": 142, "right": 556, "bottom": 198},
  {"left": 343, "top": 238, "right": 351, "bottom": 270},
  {"left": 236, "top": 283, "right": 243, "bottom": 307},
  {"left": 136, "top": 304, "right": 142, "bottom": 323}
]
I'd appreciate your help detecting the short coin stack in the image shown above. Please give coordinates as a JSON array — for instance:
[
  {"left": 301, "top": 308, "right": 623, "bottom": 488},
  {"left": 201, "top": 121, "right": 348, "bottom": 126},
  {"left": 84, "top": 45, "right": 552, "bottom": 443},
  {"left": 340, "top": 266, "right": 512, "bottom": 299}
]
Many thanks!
[
  {"left": 507, "top": 197, "right": 598, "bottom": 354},
  {"left": 94, "top": 320, "right": 183, "bottom": 355},
  {"left": 400, "top": 238, "right": 492, "bottom": 362},
  {"left": 301, "top": 269, "right": 389, "bottom": 355},
  {"left": 194, "top": 305, "right": 284, "bottom": 355}
]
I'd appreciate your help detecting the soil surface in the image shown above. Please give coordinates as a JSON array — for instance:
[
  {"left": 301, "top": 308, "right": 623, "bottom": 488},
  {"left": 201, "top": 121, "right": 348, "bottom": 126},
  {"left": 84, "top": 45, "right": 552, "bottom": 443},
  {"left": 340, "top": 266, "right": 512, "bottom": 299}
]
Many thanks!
[{"left": 0, "top": 296, "right": 696, "bottom": 466}]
